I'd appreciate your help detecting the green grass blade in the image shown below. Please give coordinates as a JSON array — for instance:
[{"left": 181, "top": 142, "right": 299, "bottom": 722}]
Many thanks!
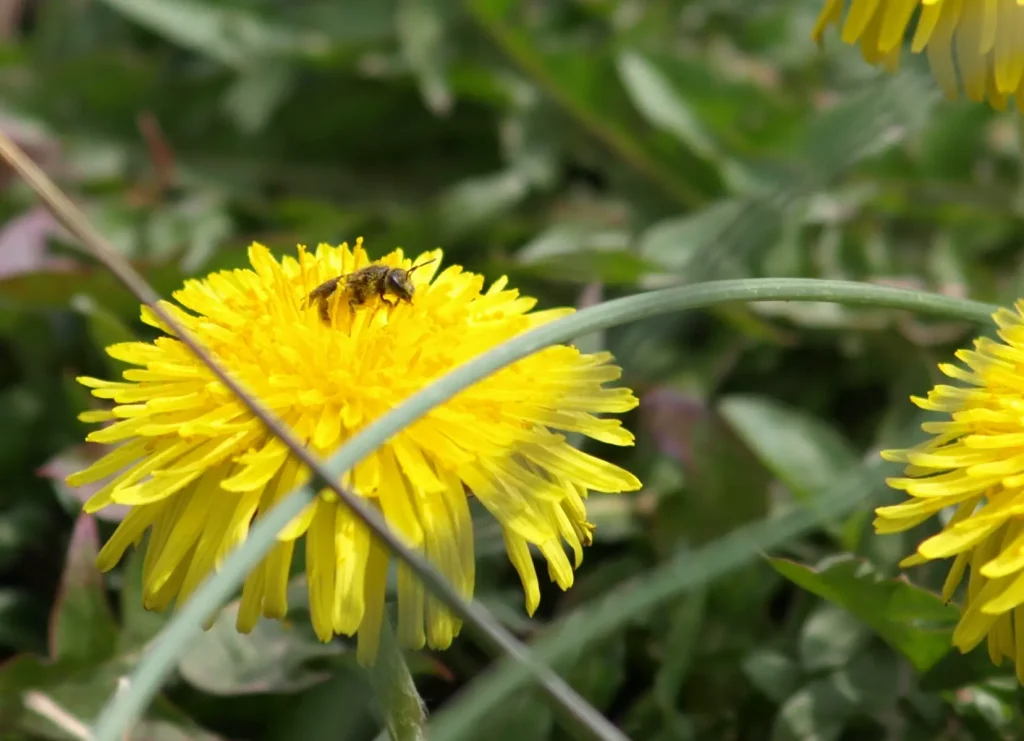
[
  {"left": 428, "top": 457, "right": 898, "bottom": 739},
  {"left": 92, "top": 278, "right": 996, "bottom": 741}
]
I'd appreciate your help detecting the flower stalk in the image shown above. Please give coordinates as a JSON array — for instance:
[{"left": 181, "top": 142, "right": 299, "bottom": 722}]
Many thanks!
[{"left": 367, "top": 614, "right": 428, "bottom": 741}]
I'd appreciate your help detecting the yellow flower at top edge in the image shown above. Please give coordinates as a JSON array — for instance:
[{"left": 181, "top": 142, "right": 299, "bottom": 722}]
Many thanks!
[
  {"left": 66, "top": 239, "right": 641, "bottom": 665},
  {"left": 814, "top": 0, "right": 1024, "bottom": 110},
  {"left": 879, "top": 301, "right": 1024, "bottom": 680}
]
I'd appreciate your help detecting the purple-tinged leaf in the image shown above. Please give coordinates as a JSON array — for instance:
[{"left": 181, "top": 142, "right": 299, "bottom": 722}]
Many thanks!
[{"left": 49, "top": 514, "right": 119, "bottom": 665}]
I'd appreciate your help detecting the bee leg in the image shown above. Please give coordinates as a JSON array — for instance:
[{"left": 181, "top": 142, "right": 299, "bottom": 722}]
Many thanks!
[
  {"left": 346, "top": 297, "right": 362, "bottom": 323},
  {"left": 318, "top": 299, "right": 331, "bottom": 325}
]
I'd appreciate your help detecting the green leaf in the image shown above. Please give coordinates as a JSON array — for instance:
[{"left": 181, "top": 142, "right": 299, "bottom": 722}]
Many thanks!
[
  {"left": 50, "top": 514, "right": 119, "bottom": 665},
  {"left": 637, "top": 200, "right": 740, "bottom": 270},
  {"left": 70, "top": 293, "right": 137, "bottom": 374},
  {"left": 950, "top": 684, "right": 1016, "bottom": 734},
  {"left": 719, "top": 395, "right": 860, "bottom": 541},
  {"left": 770, "top": 555, "right": 958, "bottom": 671},
  {"left": 742, "top": 648, "right": 800, "bottom": 703},
  {"left": 643, "top": 387, "right": 771, "bottom": 547},
  {"left": 772, "top": 679, "right": 848, "bottom": 741},
  {"left": 396, "top": 0, "right": 452, "bottom": 115},
  {"left": 772, "top": 647, "right": 899, "bottom": 741},
  {"left": 474, "top": 691, "right": 554, "bottom": 741},
  {"left": 638, "top": 199, "right": 782, "bottom": 279},
  {"left": 266, "top": 668, "right": 376, "bottom": 741},
  {"left": 465, "top": 0, "right": 710, "bottom": 207},
  {"left": 799, "top": 603, "right": 869, "bottom": 672},
  {"left": 654, "top": 592, "right": 706, "bottom": 713},
  {"left": 512, "top": 223, "right": 659, "bottom": 286},
  {"left": 561, "top": 631, "right": 627, "bottom": 711},
  {"left": 616, "top": 51, "right": 719, "bottom": 161},
  {"left": 95, "top": 0, "right": 327, "bottom": 69},
  {"left": 719, "top": 396, "right": 859, "bottom": 502},
  {"left": 176, "top": 599, "right": 342, "bottom": 695},
  {"left": 434, "top": 170, "right": 531, "bottom": 239},
  {"left": 222, "top": 64, "right": 294, "bottom": 135},
  {"left": 634, "top": 71, "right": 945, "bottom": 290},
  {"left": 513, "top": 248, "right": 659, "bottom": 286},
  {"left": 798, "top": 69, "right": 941, "bottom": 182}
]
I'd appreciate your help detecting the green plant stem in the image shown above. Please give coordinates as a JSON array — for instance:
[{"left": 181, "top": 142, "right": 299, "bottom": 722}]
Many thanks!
[
  {"left": 367, "top": 615, "right": 427, "bottom": 741},
  {"left": 93, "top": 277, "right": 997, "bottom": 741}
]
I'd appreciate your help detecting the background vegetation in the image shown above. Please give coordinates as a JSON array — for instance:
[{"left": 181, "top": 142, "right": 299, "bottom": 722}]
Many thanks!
[{"left": 0, "top": 0, "right": 1021, "bottom": 739}]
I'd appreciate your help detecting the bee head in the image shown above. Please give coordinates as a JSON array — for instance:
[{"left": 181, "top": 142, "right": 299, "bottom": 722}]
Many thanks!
[
  {"left": 385, "top": 268, "right": 416, "bottom": 301},
  {"left": 385, "top": 258, "right": 436, "bottom": 303}
]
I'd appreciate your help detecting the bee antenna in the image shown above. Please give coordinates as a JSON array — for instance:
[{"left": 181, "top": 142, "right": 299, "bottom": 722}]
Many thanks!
[{"left": 407, "top": 257, "right": 437, "bottom": 274}]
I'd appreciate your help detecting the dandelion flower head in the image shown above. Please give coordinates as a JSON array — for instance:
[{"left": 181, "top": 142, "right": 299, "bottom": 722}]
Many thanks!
[
  {"left": 814, "top": 0, "right": 1024, "bottom": 110},
  {"left": 67, "top": 240, "right": 641, "bottom": 663},
  {"left": 879, "top": 302, "right": 1024, "bottom": 679}
]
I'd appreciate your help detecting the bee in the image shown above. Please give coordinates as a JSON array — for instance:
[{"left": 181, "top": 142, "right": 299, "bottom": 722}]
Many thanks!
[{"left": 304, "top": 258, "right": 437, "bottom": 324}]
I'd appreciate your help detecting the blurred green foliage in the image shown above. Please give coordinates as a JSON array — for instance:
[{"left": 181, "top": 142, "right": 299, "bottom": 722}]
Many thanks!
[{"left": 1, "top": 0, "right": 1024, "bottom": 739}]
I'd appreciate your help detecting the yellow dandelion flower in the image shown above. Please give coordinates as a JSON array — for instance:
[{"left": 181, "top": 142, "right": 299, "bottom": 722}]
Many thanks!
[
  {"left": 813, "top": 0, "right": 1024, "bottom": 110},
  {"left": 878, "top": 302, "right": 1024, "bottom": 679},
  {"left": 67, "top": 240, "right": 641, "bottom": 664}
]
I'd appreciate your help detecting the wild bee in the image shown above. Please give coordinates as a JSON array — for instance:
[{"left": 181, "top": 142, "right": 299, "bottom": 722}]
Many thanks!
[{"left": 304, "top": 258, "right": 436, "bottom": 324}]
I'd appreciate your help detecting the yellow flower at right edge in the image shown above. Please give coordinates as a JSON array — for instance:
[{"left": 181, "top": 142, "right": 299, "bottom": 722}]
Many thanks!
[
  {"left": 814, "top": 0, "right": 1024, "bottom": 110},
  {"left": 879, "top": 302, "right": 1024, "bottom": 680}
]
